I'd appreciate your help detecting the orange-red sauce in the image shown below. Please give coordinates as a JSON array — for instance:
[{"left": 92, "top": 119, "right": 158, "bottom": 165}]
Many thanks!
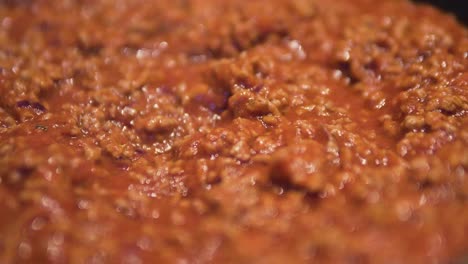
[{"left": 0, "top": 0, "right": 467, "bottom": 263}]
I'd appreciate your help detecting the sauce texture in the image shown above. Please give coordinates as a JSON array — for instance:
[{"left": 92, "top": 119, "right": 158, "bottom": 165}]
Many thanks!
[{"left": 0, "top": 0, "right": 467, "bottom": 263}]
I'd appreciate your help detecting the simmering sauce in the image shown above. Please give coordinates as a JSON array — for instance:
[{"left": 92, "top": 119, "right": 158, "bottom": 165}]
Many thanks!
[{"left": 0, "top": 0, "right": 467, "bottom": 263}]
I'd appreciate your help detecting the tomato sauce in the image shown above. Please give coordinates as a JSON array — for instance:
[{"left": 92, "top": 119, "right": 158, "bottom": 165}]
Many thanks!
[{"left": 0, "top": 0, "right": 467, "bottom": 263}]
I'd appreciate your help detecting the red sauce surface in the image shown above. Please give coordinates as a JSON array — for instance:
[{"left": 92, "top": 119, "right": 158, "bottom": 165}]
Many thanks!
[{"left": 0, "top": 0, "right": 467, "bottom": 263}]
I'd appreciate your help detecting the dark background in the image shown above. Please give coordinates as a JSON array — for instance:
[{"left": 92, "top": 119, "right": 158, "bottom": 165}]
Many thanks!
[{"left": 414, "top": 0, "right": 467, "bottom": 24}]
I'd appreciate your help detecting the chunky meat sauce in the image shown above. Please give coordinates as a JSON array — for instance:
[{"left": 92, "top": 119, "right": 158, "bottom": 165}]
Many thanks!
[{"left": 0, "top": 0, "right": 467, "bottom": 263}]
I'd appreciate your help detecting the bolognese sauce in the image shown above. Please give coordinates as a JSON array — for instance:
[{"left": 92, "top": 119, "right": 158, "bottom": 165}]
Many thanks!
[{"left": 0, "top": 0, "right": 467, "bottom": 263}]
